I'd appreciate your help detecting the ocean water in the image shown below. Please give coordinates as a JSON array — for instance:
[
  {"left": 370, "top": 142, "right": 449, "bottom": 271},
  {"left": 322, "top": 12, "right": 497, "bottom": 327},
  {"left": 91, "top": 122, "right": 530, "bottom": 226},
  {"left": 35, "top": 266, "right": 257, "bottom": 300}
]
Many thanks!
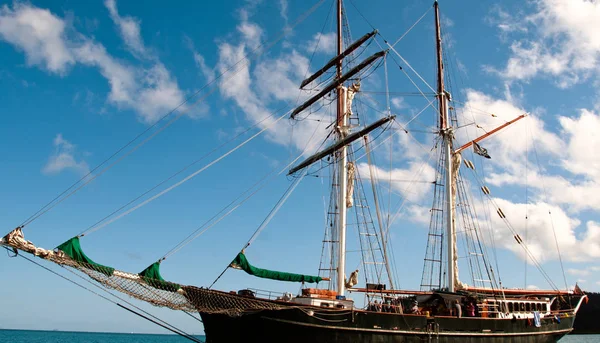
[
  {"left": 0, "top": 330, "right": 597, "bottom": 342},
  {"left": 560, "top": 336, "right": 600, "bottom": 343},
  {"left": 0, "top": 330, "right": 205, "bottom": 343}
]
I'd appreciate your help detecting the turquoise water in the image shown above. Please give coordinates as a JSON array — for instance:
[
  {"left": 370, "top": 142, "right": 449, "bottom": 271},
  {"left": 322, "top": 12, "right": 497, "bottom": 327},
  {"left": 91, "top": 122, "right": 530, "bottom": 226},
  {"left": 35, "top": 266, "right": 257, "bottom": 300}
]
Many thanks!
[
  {"left": 0, "top": 330, "right": 205, "bottom": 342},
  {"left": 561, "top": 336, "right": 600, "bottom": 343},
  {"left": 0, "top": 330, "right": 597, "bottom": 342}
]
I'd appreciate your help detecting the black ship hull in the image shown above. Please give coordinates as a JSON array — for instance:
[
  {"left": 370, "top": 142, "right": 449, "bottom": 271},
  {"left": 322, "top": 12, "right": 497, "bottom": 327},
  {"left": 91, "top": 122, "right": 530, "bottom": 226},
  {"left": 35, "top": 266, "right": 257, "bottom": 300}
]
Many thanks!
[
  {"left": 571, "top": 292, "right": 598, "bottom": 334},
  {"left": 200, "top": 308, "right": 573, "bottom": 343},
  {"left": 198, "top": 303, "right": 574, "bottom": 343},
  {"left": 183, "top": 287, "right": 576, "bottom": 343}
]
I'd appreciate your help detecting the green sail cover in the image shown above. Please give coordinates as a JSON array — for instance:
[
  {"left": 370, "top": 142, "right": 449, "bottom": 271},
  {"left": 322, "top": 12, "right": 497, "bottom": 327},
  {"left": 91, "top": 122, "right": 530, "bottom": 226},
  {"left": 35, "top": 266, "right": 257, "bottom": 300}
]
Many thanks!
[
  {"left": 56, "top": 237, "right": 115, "bottom": 276},
  {"left": 139, "top": 262, "right": 180, "bottom": 292},
  {"left": 231, "top": 252, "right": 323, "bottom": 283}
]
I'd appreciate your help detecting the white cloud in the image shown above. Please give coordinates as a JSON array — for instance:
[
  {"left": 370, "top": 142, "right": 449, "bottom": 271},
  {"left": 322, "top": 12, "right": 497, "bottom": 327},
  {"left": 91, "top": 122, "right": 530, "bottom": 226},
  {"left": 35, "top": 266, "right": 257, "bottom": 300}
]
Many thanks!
[
  {"left": 237, "top": 21, "right": 263, "bottom": 49},
  {"left": 184, "top": 35, "right": 216, "bottom": 90},
  {"left": 454, "top": 89, "right": 600, "bottom": 262},
  {"left": 212, "top": 22, "right": 328, "bottom": 154},
  {"left": 490, "top": 0, "right": 600, "bottom": 87},
  {"left": 279, "top": 0, "right": 288, "bottom": 23},
  {"left": 568, "top": 268, "right": 591, "bottom": 277},
  {"left": 73, "top": 40, "right": 136, "bottom": 105},
  {"left": 486, "top": 6, "right": 528, "bottom": 40},
  {"left": 482, "top": 198, "right": 600, "bottom": 262},
  {"left": 487, "top": 170, "right": 600, "bottom": 213},
  {"left": 0, "top": 3, "right": 74, "bottom": 74},
  {"left": 391, "top": 97, "right": 406, "bottom": 110},
  {"left": 253, "top": 50, "right": 310, "bottom": 102},
  {"left": 0, "top": 2, "right": 188, "bottom": 124},
  {"left": 307, "top": 32, "right": 336, "bottom": 55},
  {"left": 193, "top": 51, "right": 215, "bottom": 82},
  {"left": 135, "top": 64, "right": 187, "bottom": 122},
  {"left": 43, "top": 134, "right": 90, "bottom": 176},
  {"left": 458, "top": 90, "right": 563, "bottom": 169},
  {"left": 559, "top": 109, "right": 600, "bottom": 179},
  {"left": 463, "top": 92, "right": 600, "bottom": 213},
  {"left": 104, "top": 0, "right": 147, "bottom": 58},
  {"left": 405, "top": 205, "right": 432, "bottom": 226},
  {"left": 74, "top": 41, "right": 187, "bottom": 123},
  {"left": 356, "top": 162, "right": 435, "bottom": 203}
]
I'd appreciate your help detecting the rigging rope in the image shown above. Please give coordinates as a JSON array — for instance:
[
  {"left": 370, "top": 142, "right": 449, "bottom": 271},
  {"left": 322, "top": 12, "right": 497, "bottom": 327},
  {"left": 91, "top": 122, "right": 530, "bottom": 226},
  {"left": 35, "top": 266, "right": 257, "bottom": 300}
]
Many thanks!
[
  {"left": 81, "top": 110, "right": 282, "bottom": 237},
  {"left": 390, "top": 6, "right": 433, "bottom": 48},
  {"left": 529, "top": 123, "right": 570, "bottom": 292},
  {"left": 397, "top": 65, "right": 439, "bottom": 117},
  {"left": 209, "top": 168, "right": 309, "bottom": 289},
  {"left": 160, "top": 118, "right": 328, "bottom": 260},
  {"left": 385, "top": 43, "right": 437, "bottom": 94},
  {"left": 246, "top": 170, "right": 308, "bottom": 249},
  {"left": 79, "top": 111, "right": 290, "bottom": 237},
  {"left": 466, "top": 165, "right": 560, "bottom": 291},
  {"left": 385, "top": 142, "right": 439, "bottom": 231},
  {"left": 3, "top": 246, "right": 203, "bottom": 343},
  {"left": 16, "top": 0, "right": 326, "bottom": 231}
]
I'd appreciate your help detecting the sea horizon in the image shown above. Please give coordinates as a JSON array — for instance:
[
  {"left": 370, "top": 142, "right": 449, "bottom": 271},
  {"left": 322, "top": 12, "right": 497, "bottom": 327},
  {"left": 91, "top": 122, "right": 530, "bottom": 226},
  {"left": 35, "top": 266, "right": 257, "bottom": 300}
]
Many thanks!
[
  {"left": 0, "top": 328, "right": 206, "bottom": 343},
  {"left": 0, "top": 328, "right": 205, "bottom": 336}
]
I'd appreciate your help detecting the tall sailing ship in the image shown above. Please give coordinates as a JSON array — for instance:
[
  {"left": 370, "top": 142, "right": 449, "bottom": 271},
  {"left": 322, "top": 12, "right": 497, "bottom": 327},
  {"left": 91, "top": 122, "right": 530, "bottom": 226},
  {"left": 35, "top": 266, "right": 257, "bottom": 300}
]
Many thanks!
[{"left": 2, "top": 1, "right": 587, "bottom": 342}]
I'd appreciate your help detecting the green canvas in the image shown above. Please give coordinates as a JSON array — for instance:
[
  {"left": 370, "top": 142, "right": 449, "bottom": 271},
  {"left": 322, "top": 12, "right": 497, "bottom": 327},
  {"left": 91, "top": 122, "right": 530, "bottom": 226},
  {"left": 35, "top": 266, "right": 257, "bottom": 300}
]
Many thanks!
[
  {"left": 56, "top": 237, "right": 115, "bottom": 276},
  {"left": 232, "top": 252, "right": 322, "bottom": 283},
  {"left": 139, "top": 262, "right": 180, "bottom": 292}
]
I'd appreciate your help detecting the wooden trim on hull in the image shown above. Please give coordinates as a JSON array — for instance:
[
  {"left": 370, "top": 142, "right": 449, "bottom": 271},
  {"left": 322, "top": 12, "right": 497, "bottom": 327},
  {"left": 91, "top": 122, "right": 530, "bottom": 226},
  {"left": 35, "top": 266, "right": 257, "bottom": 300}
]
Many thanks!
[
  {"left": 263, "top": 317, "right": 573, "bottom": 337},
  {"left": 462, "top": 286, "right": 572, "bottom": 296}
]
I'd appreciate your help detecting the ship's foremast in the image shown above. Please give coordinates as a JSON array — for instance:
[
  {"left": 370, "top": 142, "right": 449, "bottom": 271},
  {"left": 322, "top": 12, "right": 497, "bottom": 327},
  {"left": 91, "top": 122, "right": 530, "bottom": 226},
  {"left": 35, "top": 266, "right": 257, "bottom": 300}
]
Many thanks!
[{"left": 289, "top": 0, "right": 389, "bottom": 297}]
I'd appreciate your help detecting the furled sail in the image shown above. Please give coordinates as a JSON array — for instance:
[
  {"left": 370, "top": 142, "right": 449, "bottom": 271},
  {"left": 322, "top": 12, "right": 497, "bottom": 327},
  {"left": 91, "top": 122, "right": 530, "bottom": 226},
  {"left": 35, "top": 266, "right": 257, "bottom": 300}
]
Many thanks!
[
  {"left": 347, "top": 162, "right": 355, "bottom": 208},
  {"left": 139, "top": 261, "right": 180, "bottom": 292},
  {"left": 230, "top": 252, "right": 323, "bottom": 283},
  {"left": 450, "top": 153, "right": 465, "bottom": 290},
  {"left": 56, "top": 236, "right": 115, "bottom": 276}
]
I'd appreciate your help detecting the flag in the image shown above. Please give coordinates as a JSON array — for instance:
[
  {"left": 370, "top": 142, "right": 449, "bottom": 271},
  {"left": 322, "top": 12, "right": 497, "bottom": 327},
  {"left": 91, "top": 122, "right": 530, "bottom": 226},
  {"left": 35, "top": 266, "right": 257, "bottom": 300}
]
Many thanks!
[
  {"left": 473, "top": 142, "right": 491, "bottom": 159},
  {"left": 574, "top": 283, "right": 583, "bottom": 295}
]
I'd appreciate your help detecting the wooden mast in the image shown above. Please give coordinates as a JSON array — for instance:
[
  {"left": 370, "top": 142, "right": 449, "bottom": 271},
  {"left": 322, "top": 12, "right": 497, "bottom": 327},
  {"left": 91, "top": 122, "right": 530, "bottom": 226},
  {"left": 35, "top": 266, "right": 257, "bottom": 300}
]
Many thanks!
[
  {"left": 434, "top": 1, "right": 455, "bottom": 293},
  {"left": 335, "top": 0, "right": 348, "bottom": 296}
]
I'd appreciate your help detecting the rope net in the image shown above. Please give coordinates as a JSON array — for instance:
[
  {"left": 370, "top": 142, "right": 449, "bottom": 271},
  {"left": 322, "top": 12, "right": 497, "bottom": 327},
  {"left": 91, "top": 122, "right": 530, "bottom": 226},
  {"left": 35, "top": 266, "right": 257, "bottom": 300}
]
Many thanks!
[{"left": 1, "top": 228, "right": 289, "bottom": 316}]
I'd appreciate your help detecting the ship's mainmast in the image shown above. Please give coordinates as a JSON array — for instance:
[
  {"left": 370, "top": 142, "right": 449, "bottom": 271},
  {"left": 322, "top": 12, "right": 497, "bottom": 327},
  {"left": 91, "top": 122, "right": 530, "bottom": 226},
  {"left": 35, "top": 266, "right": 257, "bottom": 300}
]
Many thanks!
[
  {"left": 434, "top": 1, "right": 456, "bottom": 293},
  {"left": 335, "top": 0, "right": 349, "bottom": 297}
]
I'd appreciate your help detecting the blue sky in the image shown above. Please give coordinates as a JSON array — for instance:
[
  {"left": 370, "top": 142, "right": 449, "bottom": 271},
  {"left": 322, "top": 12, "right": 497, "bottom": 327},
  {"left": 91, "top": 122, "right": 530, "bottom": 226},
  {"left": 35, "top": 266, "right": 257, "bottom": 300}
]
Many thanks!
[{"left": 1, "top": 0, "right": 600, "bottom": 335}]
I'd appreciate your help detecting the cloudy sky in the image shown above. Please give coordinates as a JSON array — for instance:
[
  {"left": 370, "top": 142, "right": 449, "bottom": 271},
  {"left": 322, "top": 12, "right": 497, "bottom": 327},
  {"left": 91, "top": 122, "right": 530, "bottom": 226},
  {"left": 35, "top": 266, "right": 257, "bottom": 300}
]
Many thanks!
[{"left": 1, "top": 0, "right": 599, "bottom": 334}]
